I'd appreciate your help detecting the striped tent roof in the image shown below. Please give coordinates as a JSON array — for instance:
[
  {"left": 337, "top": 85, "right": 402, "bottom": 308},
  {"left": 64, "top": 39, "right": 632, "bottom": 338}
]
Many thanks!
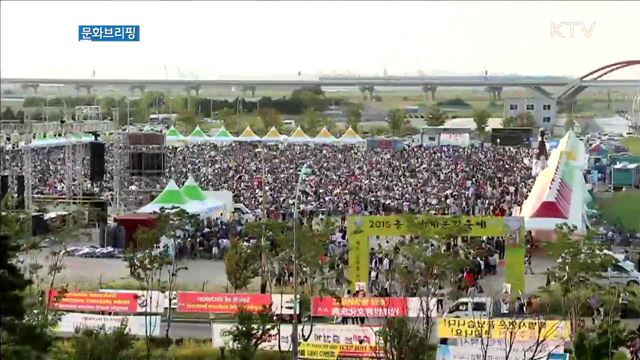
[
  {"left": 338, "top": 126, "right": 364, "bottom": 143},
  {"left": 314, "top": 127, "right": 336, "bottom": 143},
  {"left": 262, "top": 127, "right": 285, "bottom": 142},
  {"left": 236, "top": 126, "right": 261, "bottom": 141},
  {"left": 287, "top": 127, "right": 312, "bottom": 143}
]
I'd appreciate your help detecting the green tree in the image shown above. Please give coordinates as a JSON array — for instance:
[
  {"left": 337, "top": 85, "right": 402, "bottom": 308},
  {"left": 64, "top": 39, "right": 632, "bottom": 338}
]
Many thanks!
[
  {"left": 225, "top": 240, "right": 260, "bottom": 293},
  {"left": 386, "top": 109, "right": 406, "bottom": 136},
  {"left": 503, "top": 112, "right": 536, "bottom": 128},
  {"left": 124, "top": 214, "right": 169, "bottom": 359},
  {"left": 257, "top": 108, "right": 283, "bottom": 130},
  {"left": 378, "top": 318, "right": 433, "bottom": 360},
  {"left": 227, "top": 309, "right": 276, "bottom": 360},
  {"left": 300, "top": 108, "right": 324, "bottom": 135},
  {"left": 51, "top": 324, "right": 135, "bottom": 360},
  {"left": 545, "top": 224, "right": 616, "bottom": 339},
  {"left": 0, "top": 210, "right": 33, "bottom": 355},
  {"left": 426, "top": 105, "right": 447, "bottom": 126},
  {"left": 177, "top": 110, "right": 197, "bottom": 133},
  {"left": 346, "top": 104, "right": 362, "bottom": 131},
  {"left": 100, "top": 97, "right": 118, "bottom": 117},
  {"left": 472, "top": 108, "right": 491, "bottom": 134},
  {"left": 572, "top": 321, "right": 629, "bottom": 360},
  {"left": 1, "top": 106, "right": 16, "bottom": 120}
]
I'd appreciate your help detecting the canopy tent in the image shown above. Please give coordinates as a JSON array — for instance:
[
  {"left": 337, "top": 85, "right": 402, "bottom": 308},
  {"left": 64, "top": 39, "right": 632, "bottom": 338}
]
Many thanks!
[
  {"left": 520, "top": 131, "right": 589, "bottom": 233},
  {"left": 261, "top": 127, "right": 287, "bottom": 142},
  {"left": 588, "top": 142, "right": 608, "bottom": 157},
  {"left": 337, "top": 126, "right": 365, "bottom": 144},
  {"left": 287, "top": 126, "right": 312, "bottom": 143},
  {"left": 180, "top": 176, "right": 225, "bottom": 217},
  {"left": 209, "top": 126, "right": 236, "bottom": 143},
  {"left": 166, "top": 126, "right": 186, "bottom": 146},
  {"left": 314, "top": 127, "right": 336, "bottom": 144},
  {"left": 187, "top": 125, "right": 209, "bottom": 143},
  {"left": 236, "top": 126, "right": 261, "bottom": 142},
  {"left": 137, "top": 179, "right": 225, "bottom": 218},
  {"left": 181, "top": 175, "right": 208, "bottom": 201}
]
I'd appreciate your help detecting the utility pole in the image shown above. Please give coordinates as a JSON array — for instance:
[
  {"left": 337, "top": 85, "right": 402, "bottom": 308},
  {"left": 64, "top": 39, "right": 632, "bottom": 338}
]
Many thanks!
[
  {"left": 292, "top": 162, "right": 310, "bottom": 359},
  {"left": 257, "top": 147, "right": 268, "bottom": 294}
]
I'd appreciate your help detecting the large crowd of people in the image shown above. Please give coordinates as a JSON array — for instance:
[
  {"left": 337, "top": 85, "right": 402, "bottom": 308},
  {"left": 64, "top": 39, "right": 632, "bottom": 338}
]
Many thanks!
[{"left": 1, "top": 142, "right": 536, "bottom": 217}]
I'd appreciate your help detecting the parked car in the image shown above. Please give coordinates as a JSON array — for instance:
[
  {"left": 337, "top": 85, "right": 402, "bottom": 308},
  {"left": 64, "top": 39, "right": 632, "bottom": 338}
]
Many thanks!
[{"left": 443, "top": 297, "right": 495, "bottom": 318}]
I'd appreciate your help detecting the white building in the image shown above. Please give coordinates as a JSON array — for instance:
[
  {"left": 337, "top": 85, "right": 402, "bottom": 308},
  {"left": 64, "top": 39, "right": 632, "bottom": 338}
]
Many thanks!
[{"left": 503, "top": 98, "right": 557, "bottom": 129}]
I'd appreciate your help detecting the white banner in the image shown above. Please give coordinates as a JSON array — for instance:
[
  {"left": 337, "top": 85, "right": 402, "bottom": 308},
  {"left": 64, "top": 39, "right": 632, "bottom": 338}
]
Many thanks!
[
  {"left": 211, "top": 323, "right": 379, "bottom": 350},
  {"left": 436, "top": 341, "right": 564, "bottom": 360},
  {"left": 55, "top": 313, "right": 161, "bottom": 337}
]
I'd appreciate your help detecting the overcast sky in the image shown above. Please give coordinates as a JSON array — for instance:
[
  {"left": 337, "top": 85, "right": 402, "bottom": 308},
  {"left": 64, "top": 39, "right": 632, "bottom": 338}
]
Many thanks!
[{"left": 1, "top": 1, "right": 639, "bottom": 80}]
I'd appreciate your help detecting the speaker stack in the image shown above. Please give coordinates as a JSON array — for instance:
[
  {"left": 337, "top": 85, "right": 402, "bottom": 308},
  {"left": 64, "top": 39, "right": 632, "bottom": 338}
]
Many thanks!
[{"left": 89, "top": 141, "right": 105, "bottom": 182}]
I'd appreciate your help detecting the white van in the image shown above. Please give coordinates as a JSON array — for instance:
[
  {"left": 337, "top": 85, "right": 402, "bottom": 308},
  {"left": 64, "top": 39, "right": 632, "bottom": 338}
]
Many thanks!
[
  {"left": 443, "top": 297, "right": 495, "bottom": 318},
  {"left": 233, "top": 203, "right": 256, "bottom": 222}
]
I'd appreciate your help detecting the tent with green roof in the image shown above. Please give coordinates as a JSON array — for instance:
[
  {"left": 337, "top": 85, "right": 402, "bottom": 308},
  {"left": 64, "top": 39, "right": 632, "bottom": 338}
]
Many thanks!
[
  {"left": 137, "top": 180, "right": 190, "bottom": 213},
  {"left": 209, "top": 126, "right": 236, "bottom": 144},
  {"left": 166, "top": 126, "right": 186, "bottom": 146},
  {"left": 137, "top": 178, "right": 225, "bottom": 218},
  {"left": 181, "top": 175, "right": 208, "bottom": 201},
  {"left": 188, "top": 125, "right": 209, "bottom": 143}
]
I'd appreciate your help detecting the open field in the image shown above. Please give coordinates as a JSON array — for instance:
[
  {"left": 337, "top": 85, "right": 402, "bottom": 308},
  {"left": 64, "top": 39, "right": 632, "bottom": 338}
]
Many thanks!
[
  {"left": 623, "top": 137, "right": 640, "bottom": 155},
  {"left": 598, "top": 191, "right": 640, "bottom": 231}
]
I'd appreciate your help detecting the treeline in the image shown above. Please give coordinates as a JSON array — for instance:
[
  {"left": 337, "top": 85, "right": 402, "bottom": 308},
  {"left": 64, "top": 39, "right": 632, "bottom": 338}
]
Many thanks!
[{"left": 19, "top": 85, "right": 346, "bottom": 120}]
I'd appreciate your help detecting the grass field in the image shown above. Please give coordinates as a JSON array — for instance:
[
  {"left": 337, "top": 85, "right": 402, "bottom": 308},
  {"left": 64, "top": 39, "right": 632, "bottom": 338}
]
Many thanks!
[
  {"left": 504, "top": 245, "right": 525, "bottom": 295},
  {"left": 623, "top": 137, "right": 640, "bottom": 155},
  {"left": 598, "top": 191, "right": 640, "bottom": 231}
]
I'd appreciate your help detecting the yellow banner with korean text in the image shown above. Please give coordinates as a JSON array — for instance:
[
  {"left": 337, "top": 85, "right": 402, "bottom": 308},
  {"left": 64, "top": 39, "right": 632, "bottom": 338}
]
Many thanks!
[
  {"left": 299, "top": 342, "right": 381, "bottom": 359},
  {"left": 437, "top": 318, "right": 571, "bottom": 341},
  {"left": 347, "top": 215, "right": 524, "bottom": 287}
]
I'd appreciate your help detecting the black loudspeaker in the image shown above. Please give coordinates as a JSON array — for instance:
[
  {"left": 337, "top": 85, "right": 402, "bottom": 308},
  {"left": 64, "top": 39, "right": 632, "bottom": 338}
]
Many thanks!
[
  {"left": 0, "top": 175, "right": 8, "bottom": 200},
  {"left": 16, "top": 175, "right": 24, "bottom": 209},
  {"left": 90, "top": 141, "right": 105, "bottom": 182}
]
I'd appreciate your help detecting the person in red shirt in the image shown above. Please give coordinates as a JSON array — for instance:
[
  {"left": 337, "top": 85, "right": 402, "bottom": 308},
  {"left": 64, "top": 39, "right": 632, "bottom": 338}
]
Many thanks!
[{"left": 463, "top": 267, "right": 476, "bottom": 289}]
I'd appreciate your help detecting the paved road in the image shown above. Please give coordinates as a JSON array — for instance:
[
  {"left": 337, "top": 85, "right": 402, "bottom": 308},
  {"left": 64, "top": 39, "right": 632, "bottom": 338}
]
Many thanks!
[{"left": 593, "top": 115, "right": 633, "bottom": 134}]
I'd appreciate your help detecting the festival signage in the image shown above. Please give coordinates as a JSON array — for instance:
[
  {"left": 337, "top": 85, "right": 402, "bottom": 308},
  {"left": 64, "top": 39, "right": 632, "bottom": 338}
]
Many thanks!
[
  {"left": 177, "top": 292, "right": 272, "bottom": 313},
  {"left": 437, "top": 318, "right": 571, "bottom": 341},
  {"left": 211, "top": 323, "right": 379, "bottom": 350},
  {"left": 436, "top": 343, "right": 564, "bottom": 360},
  {"left": 347, "top": 215, "right": 524, "bottom": 287},
  {"left": 55, "top": 312, "right": 161, "bottom": 337},
  {"left": 48, "top": 290, "right": 138, "bottom": 313},
  {"left": 98, "top": 289, "right": 165, "bottom": 313},
  {"left": 311, "top": 296, "right": 408, "bottom": 317},
  {"left": 299, "top": 342, "right": 382, "bottom": 359}
]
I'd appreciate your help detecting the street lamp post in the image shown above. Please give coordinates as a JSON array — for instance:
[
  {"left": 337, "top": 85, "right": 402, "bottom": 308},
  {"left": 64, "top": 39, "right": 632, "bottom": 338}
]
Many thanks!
[
  {"left": 256, "top": 147, "right": 268, "bottom": 294},
  {"left": 126, "top": 98, "right": 131, "bottom": 129},
  {"left": 292, "top": 162, "right": 310, "bottom": 359}
]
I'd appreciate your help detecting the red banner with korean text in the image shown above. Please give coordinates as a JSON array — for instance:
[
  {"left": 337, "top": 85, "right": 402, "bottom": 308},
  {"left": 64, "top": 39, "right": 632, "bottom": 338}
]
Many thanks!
[
  {"left": 48, "top": 290, "right": 138, "bottom": 313},
  {"left": 311, "top": 296, "right": 408, "bottom": 317},
  {"left": 176, "top": 292, "right": 272, "bottom": 313}
]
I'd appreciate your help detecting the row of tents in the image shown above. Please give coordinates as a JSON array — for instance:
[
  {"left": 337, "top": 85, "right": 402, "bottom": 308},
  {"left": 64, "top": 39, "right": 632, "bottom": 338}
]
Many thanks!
[
  {"left": 166, "top": 125, "right": 365, "bottom": 145},
  {"left": 1, "top": 131, "right": 97, "bottom": 148}
]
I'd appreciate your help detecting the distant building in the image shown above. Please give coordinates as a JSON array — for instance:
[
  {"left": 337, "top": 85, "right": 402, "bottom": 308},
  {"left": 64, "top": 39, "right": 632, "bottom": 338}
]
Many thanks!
[
  {"left": 503, "top": 97, "right": 557, "bottom": 129},
  {"left": 419, "top": 126, "right": 472, "bottom": 147}
]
